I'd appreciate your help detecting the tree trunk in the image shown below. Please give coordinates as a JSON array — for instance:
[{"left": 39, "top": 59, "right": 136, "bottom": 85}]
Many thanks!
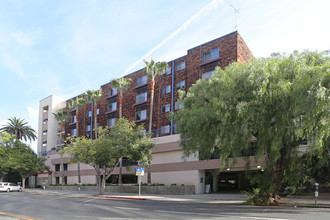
[
  {"left": 76, "top": 110, "right": 81, "bottom": 184},
  {"left": 119, "top": 93, "right": 123, "bottom": 118},
  {"left": 22, "top": 176, "right": 26, "bottom": 190},
  {"left": 119, "top": 157, "right": 122, "bottom": 186},
  {"left": 147, "top": 79, "right": 155, "bottom": 184},
  {"left": 99, "top": 175, "right": 106, "bottom": 195},
  {"left": 94, "top": 104, "right": 98, "bottom": 139},
  {"left": 78, "top": 161, "right": 81, "bottom": 184},
  {"left": 61, "top": 153, "right": 64, "bottom": 186}
]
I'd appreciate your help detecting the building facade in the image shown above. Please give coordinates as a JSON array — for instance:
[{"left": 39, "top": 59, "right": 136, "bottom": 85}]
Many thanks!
[{"left": 37, "top": 31, "right": 262, "bottom": 194}]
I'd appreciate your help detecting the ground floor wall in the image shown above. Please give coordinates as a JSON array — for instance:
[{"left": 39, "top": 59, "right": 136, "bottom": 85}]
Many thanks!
[{"left": 35, "top": 135, "right": 264, "bottom": 194}]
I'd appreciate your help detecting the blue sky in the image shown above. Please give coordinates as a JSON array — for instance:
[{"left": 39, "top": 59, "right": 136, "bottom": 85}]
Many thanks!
[{"left": 0, "top": 0, "right": 329, "bottom": 152}]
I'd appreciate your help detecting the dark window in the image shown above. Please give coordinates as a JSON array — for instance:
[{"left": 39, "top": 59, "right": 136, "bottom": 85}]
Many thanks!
[
  {"left": 135, "top": 109, "right": 147, "bottom": 121},
  {"left": 136, "top": 75, "right": 148, "bottom": 86},
  {"left": 176, "top": 61, "right": 185, "bottom": 71},
  {"left": 109, "top": 87, "right": 118, "bottom": 96},
  {"left": 136, "top": 92, "right": 147, "bottom": 104},
  {"left": 162, "top": 85, "right": 171, "bottom": 95},
  {"left": 202, "top": 70, "right": 215, "bottom": 80},
  {"left": 175, "top": 80, "right": 185, "bottom": 90},
  {"left": 55, "top": 164, "right": 60, "bottom": 172},
  {"left": 164, "top": 66, "right": 171, "bottom": 75},
  {"left": 161, "top": 104, "right": 171, "bottom": 113},
  {"left": 64, "top": 164, "right": 68, "bottom": 171},
  {"left": 202, "top": 48, "right": 219, "bottom": 63}
]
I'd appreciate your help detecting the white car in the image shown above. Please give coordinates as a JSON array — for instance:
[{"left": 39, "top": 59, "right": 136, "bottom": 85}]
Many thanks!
[{"left": 0, "top": 182, "right": 22, "bottom": 192}]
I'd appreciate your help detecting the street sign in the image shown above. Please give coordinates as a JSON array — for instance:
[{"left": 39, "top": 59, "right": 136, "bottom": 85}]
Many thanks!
[{"left": 136, "top": 167, "right": 144, "bottom": 176}]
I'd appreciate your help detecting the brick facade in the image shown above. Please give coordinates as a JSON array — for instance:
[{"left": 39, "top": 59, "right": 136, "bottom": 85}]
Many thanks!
[{"left": 64, "top": 31, "right": 253, "bottom": 138}]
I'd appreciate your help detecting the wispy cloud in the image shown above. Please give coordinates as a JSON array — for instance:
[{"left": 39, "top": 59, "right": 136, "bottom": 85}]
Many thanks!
[
  {"left": 12, "top": 30, "right": 42, "bottom": 46},
  {"left": 122, "top": 0, "right": 223, "bottom": 76}
]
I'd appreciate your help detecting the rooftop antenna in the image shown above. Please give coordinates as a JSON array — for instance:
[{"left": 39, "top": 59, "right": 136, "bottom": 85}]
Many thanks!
[{"left": 231, "top": 5, "right": 239, "bottom": 31}]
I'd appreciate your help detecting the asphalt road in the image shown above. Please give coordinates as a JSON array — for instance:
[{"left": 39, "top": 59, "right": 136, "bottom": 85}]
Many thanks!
[{"left": 0, "top": 192, "right": 329, "bottom": 220}]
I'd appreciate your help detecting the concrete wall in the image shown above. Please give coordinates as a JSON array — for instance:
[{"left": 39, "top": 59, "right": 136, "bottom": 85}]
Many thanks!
[{"left": 46, "top": 185, "right": 195, "bottom": 195}]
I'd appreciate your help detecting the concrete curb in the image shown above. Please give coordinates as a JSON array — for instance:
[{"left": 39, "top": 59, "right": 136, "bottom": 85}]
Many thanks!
[{"left": 105, "top": 196, "right": 147, "bottom": 200}]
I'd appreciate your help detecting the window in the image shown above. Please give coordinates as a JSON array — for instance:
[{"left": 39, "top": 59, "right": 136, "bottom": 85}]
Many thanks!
[
  {"left": 175, "top": 80, "right": 185, "bottom": 90},
  {"left": 107, "top": 102, "right": 117, "bottom": 112},
  {"left": 43, "top": 130, "right": 47, "bottom": 135},
  {"left": 71, "top": 115, "right": 76, "bottom": 123},
  {"left": 161, "top": 104, "right": 171, "bottom": 113},
  {"left": 64, "top": 176, "right": 67, "bottom": 184},
  {"left": 136, "top": 75, "right": 148, "bottom": 86},
  {"left": 160, "top": 125, "right": 170, "bottom": 135},
  {"left": 109, "top": 87, "right": 118, "bottom": 96},
  {"left": 43, "top": 119, "right": 48, "bottom": 124},
  {"left": 136, "top": 92, "right": 147, "bottom": 104},
  {"left": 107, "top": 118, "right": 116, "bottom": 128},
  {"left": 70, "top": 128, "right": 77, "bottom": 136},
  {"left": 162, "top": 85, "right": 171, "bottom": 95},
  {"left": 86, "top": 125, "right": 91, "bottom": 132},
  {"left": 97, "top": 108, "right": 99, "bottom": 115},
  {"left": 164, "top": 66, "right": 171, "bottom": 75},
  {"left": 55, "top": 164, "right": 60, "bottom": 172},
  {"left": 64, "top": 164, "right": 68, "bottom": 171},
  {"left": 86, "top": 111, "right": 92, "bottom": 118},
  {"left": 202, "top": 48, "right": 219, "bottom": 63},
  {"left": 55, "top": 177, "right": 59, "bottom": 184},
  {"left": 176, "top": 61, "right": 185, "bottom": 71},
  {"left": 202, "top": 70, "right": 215, "bottom": 80},
  {"left": 42, "top": 141, "right": 47, "bottom": 146},
  {"left": 135, "top": 109, "right": 147, "bottom": 121},
  {"left": 175, "top": 101, "right": 184, "bottom": 110}
]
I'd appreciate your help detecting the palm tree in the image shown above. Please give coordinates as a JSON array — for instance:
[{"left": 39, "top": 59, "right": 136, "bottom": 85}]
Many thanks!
[
  {"left": 111, "top": 77, "right": 131, "bottom": 118},
  {"left": 0, "top": 117, "right": 37, "bottom": 142},
  {"left": 53, "top": 109, "right": 71, "bottom": 186},
  {"left": 111, "top": 77, "right": 132, "bottom": 185},
  {"left": 86, "top": 89, "right": 103, "bottom": 139},
  {"left": 144, "top": 59, "right": 168, "bottom": 184},
  {"left": 68, "top": 96, "right": 86, "bottom": 186}
]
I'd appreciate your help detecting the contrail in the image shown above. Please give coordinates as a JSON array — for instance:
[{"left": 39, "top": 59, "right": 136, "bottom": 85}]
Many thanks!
[{"left": 121, "top": 0, "right": 223, "bottom": 76}]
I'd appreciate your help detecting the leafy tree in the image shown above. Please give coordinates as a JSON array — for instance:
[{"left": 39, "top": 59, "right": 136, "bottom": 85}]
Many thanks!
[
  {"left": 0, "top": 132, "right": 47, "bottom": 189},
  {"left": 111, "top": 77, "right": 132, "bottom": 185},
  {"left": 0, "top": 117, "right": 37, "bottom": 142},
  {"left": 53, "top": 109, "right": 71, "bottom": 186},
  {"left": 68, "top": 96, "right": 86, "bottom": 185},
  {"left": 174, "top": 51, "right": 329, "bottom": 202},
  {"left": 86, "top": 89, "right": 103, "bottom": 139},
  {"left": 144, "top": 59, "right": 168, "bottom": 184},
  {"left": 63, "top": 118, "right": 154, "bottom": 195}
]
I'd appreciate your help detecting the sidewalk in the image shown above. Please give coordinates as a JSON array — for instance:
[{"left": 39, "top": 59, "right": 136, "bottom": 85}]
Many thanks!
[{"left": 24, "top": 188, "right": 330, "bottom": 208}]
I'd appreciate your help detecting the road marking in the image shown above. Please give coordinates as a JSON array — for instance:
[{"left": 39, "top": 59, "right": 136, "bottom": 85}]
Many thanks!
[
  {"left": 155, "top": 210, "right": 291, "bottom": 220},
  {"left": 0, "top": 211, "right": 43, "bottom": 220},
  {"left": 114, "top": 206, "right": 141, "bottom": 211},
  {"left": 80, "top": 198, "right": 96, "bottom": 204}
]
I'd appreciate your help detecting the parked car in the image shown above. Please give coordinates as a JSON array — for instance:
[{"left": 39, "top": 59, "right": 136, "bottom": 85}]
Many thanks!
[{"left": 0, "top": 182, "right": 22, "bottom": 192}]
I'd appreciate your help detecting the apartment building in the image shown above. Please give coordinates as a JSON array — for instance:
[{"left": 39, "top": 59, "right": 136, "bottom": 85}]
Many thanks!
[{"left": 36, "top": 31, "right": 262, "bottom": 194}]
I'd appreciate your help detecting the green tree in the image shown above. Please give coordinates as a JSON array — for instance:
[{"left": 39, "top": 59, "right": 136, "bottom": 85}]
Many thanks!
[
  {"left": 144, "top": 59, "right": 168, "bottom": 184},
  {"left": 0, "top": 132, "right": 47, "bottom": 189},
  {"left": 86, "top": 89, "right": 103, "bottom": 139},
  {"left": 68, "top": 96, "right": 86, "bottom": 185},
  {"left": 174, "top": 51, "right": 329, "bottom": 202},
  {"left": 0, "top": 117, "right": 37, "bottom": 142},
  {"left": 53, "top": 109, "right": 71, "bottom": 186},
  {"left": 63, "top": 118, "right": 154, "bottom": 195},
  {"left": 111, "top": 77, "right": 132, "bottom": 185}
]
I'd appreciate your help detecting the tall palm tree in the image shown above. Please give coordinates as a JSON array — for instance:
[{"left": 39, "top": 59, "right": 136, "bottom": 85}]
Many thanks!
[
  {"left": 144, "top": 59, "right": 168, "bottom": 184},
  {"left": 0, "top": 117, "right": 37, "bottom": 142},
  {"left": 86, "top": 89, "right": 103, "bottom": 139},
  {"left": 68, "top": 96, "right": 86, "bottom": 186},
  {"left": 53, "top": 109, "right": 71, "bottom": 186},
  {"left": 111, "top": 77, "right": 131, "bottom": 118},
  {"left": 111, "top": 77, "right": 132, "bottom": 185}
]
